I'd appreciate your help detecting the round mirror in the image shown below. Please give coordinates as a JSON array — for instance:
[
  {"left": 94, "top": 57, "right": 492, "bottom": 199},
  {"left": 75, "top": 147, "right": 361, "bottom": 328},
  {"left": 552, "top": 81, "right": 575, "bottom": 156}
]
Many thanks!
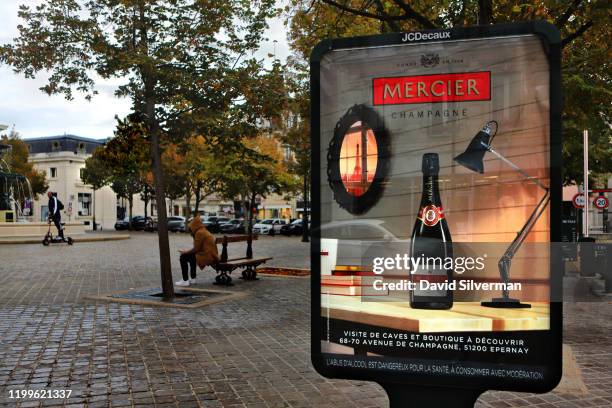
[
  {"left": 339, "top": 122, "right": 378, "bottom": 197},
  {"left": 327, "top": 104, "right": 390, "bottom": 215}
]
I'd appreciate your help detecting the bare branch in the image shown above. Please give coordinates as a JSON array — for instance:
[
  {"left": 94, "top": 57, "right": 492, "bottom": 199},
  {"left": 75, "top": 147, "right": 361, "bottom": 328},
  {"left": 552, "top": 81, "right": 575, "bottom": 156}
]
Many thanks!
[
  {"left": 555, "top": 0, "right": 583, "bottom": 28},
  {"left": 391, "top": 0, "right": 437, "bottom": 29},
  {"left": 321, "top": 0, "right": 389, "bottom": 20},
  {"left": 373, "top": 0, "right": 401, "bottom": 32},
  {"left": 320, "top": 0, "right": 437, "bottom": 29},
  {"left": 562, "top": 20, "right": 593, "bottom": 48}
]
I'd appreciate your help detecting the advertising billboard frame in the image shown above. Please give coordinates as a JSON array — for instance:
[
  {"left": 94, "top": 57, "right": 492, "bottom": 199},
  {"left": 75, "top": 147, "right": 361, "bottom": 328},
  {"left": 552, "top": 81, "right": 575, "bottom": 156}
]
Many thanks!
[{"left": 310, "top": 21, "right": 562, "bottom": 395}]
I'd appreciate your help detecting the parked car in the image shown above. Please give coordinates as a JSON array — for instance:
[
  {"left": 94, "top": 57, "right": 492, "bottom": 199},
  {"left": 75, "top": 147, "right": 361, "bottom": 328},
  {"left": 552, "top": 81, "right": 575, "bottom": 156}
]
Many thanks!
[
  {"left": 144, "top": 216, "right": 187, "bottom": 232},
  {"left": 114, "top": 217, "right": 129, "bottom": 230},
  {"left": 144, "top": 217, "right": 158, "bottom": 232},
  {"left": 168, "top": 216, "right": 187, "bottom": 232},
  {"left": 280, "top": 219, "right": 308, "bottom": 236},
  {"left": 219, "top": 219, "right": 245, "bottom": 234},
  {"left": 316, "top": 219, "right": 407, "bottom": 267},
  {"left": 252, "top": 218, "right": 287, "bottom": 235},
  {"left": 114, "top": 216, "right": 150, "bottom": 231},
  {"left": 203, "top": 216, "right": 231, "bottom": 233}
]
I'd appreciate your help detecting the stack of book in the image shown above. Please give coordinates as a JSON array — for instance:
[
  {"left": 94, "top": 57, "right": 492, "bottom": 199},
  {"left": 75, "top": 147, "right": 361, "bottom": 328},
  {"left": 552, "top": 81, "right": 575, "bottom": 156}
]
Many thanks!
[{"left": 321, "top": 265, "right": 389, "bottom": 296}]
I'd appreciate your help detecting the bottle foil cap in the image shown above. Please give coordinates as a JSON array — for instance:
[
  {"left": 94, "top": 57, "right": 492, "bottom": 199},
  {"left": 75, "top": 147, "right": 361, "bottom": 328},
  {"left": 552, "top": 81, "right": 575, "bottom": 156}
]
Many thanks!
[{"left": 422, "top": 153, "right": 439, "bottom": 175}]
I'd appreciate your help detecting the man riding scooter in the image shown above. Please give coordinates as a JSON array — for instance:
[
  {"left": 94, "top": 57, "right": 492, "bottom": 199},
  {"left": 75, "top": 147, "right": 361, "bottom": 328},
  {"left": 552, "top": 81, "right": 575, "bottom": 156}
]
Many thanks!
[{"left": 47, "top": 191, "right": 66, "bottom": 241}]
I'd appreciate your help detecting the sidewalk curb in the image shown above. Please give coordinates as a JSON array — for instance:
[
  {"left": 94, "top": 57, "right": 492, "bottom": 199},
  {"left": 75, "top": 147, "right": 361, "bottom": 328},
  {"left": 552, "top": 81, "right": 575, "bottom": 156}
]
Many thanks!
[
  {"left": 557, "top": 344, "right": 589, "bottom": 395},
  {"left": 83, "top": 286, "right": 246, "bottom": 309},
  {"left": 0, "top": 234, "right": 130, "bottom": 244},
  {"left": 258, "top": 267, "right": 310, "bottom": 279},
  {"left": 258, "top": 273, "right": 310, "bottom": 279}
]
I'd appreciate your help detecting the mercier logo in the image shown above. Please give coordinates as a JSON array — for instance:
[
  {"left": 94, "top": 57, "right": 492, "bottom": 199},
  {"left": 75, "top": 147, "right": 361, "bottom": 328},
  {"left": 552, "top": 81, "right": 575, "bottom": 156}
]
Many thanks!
[
  {"left": 421, "top": 53, "right": 440, "bottom": 67},
  {"left": 372, "top": 71, "right": 491, "bottom": 105}
]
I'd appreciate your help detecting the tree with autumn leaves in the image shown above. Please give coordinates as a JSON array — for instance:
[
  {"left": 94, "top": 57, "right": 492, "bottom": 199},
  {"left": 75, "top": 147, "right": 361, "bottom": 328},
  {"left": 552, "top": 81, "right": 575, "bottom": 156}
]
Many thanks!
[
  {"left": 162, "top": 135, "right": 221, "bottom": 218},
  {"left": 280, "top": 73, "right": 312, "bottom": 242},
  {"left": 91, "top": 114, "right": 150, "bottom": 231},
  {"left": 214, "top": 133, "right": 299, "bottom": 237},
  {"left": 87, "top": 115, "right": 295, "bottom": 237},
  {"left": 1, "top": 0, "right": 278, "bottom": 298},
  {"left": 81, "top": 149, "right": 111, "bottom": 231},
  {"left": 0, "top": 130, "right": 48, "bottom": 204},
  {"left": 287, "top": 0, "right": 611, "bottom": 185}
]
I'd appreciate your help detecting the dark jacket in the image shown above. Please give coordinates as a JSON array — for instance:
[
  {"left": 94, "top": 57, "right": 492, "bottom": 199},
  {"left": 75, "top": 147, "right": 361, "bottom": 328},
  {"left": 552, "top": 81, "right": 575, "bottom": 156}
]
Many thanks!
[
  {"left": 188, "top": 215, "right": 220, "bottom": 269},
  {"left": 48, "top": 196, "right": 60, "bottom": 217}
]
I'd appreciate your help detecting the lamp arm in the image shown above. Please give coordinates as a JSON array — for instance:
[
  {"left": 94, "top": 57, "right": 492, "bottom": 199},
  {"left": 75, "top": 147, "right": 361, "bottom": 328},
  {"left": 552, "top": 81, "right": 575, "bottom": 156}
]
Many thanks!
[
  {"left": 497, "top": 190, "right": 550, "bottom": 298},
  {"left": 483, "top": 144, "right": 549, "bottom": 191},
  {"left": 481, "top": 144, "right": 551, "bottom": 299}
]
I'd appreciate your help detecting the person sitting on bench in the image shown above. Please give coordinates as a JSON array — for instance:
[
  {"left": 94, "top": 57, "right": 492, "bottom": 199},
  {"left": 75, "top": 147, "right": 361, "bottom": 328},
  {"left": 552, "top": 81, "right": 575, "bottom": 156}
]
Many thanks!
[{"left": 176, "top": 215, "right": 220, "bottom": 287}]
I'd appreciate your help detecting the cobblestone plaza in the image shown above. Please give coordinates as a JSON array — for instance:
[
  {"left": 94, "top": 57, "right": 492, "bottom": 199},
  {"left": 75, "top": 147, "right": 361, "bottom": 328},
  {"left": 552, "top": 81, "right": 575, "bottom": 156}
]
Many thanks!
[{"left": 0, "top": 233, "right": 610, "bottom": 407}]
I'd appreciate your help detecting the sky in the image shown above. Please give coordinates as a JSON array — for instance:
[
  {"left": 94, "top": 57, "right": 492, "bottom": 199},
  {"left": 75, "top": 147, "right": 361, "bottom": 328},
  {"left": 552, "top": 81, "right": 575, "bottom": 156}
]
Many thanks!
[{"left": 0, "top": 1, "right": 291, "bottom": 140}]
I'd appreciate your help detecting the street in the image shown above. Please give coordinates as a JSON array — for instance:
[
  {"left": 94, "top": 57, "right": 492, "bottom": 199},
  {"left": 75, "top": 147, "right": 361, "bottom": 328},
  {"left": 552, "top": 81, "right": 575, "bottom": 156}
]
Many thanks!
[{"left": 0, "top": 234, "right": 609, "bottom": 407}]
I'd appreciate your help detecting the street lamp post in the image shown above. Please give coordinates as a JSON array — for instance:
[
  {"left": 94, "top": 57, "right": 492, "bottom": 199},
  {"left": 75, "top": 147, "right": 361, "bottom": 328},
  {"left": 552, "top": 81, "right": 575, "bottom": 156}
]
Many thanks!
[{"left": 583, "top": 129, "right": 589, "bottom": 237}]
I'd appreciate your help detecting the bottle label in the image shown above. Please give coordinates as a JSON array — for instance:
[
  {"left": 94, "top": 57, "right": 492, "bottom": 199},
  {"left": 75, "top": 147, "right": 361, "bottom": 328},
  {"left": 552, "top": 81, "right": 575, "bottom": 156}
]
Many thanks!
[
  {"left": 417, "top": 205, "right": 444, "bottom": 227},
  {"left": 412, "top": 266, "right": 447, "bottom": 297}
]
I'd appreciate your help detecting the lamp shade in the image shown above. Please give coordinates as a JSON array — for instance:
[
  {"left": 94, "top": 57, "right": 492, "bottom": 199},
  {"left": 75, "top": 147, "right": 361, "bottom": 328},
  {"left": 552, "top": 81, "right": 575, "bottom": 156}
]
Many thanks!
[{"left": 453, "top": 125, "right": 494, "bottom": 174}]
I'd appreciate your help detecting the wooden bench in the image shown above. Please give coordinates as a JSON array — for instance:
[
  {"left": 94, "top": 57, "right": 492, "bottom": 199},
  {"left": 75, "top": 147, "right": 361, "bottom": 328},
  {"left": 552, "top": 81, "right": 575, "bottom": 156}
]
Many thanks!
[{"left": 212, "top": 234, "right": 272, "bottom": 285}]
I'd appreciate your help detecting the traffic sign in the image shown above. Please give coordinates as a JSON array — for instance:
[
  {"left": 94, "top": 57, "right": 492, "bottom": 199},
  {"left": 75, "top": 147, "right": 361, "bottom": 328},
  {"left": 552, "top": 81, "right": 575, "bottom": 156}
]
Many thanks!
[
  {"left": 572, "top": 193, "right": 585, "bottom": 208},
  {"left": 593, "top": 196, "right": 609, "bottom": 210}
]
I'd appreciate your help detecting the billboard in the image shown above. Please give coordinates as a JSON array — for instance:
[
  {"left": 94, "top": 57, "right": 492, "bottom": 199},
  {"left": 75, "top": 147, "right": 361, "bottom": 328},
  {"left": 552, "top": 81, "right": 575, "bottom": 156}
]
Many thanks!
[{"left": 311, "top": 22, "right": 562, "bottom": 394}]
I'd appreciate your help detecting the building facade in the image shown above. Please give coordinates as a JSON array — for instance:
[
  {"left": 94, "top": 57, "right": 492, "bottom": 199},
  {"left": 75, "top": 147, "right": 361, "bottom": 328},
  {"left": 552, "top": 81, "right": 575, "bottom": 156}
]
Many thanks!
[
  {"left": 26, "top": 135, "right": 145, "bottom": 229},
  {"left": 25, "top": 135, "right": 298, "bottom": 229}
]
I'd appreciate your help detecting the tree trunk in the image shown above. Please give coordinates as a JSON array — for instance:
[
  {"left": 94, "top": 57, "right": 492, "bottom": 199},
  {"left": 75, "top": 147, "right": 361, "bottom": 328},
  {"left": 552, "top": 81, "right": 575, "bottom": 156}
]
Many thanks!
[
  {"left": 240, "top": 194, "right": 249, "bottom": 230},
  {"left": 185, "top": 189, "right": 192, "bottom": 218},
  {"left": 128, "top": 197, "right": 133, "bottom": 230},
  {"left": 301, "top": 175, "right": 309, "bottom": 243},
  {"left": 92, "top": 188, "right": 97, "bottom": 231},
  {"left": 248, "top": 192, "right": 256, "bottom": 238},
  {"left": 478, "top": 0, "right": 493, "bottom": 25},
  {"left": 137, "top": 0, "right": 173, "bottom": 298},
  {"left": 193, "top": 180, "right": 202, "bottom": 217},
  {"left": 143, "top": 184, "right": 148, "bottom": 219},
  {"left": 146, "top": 99, "right": 174, "bottom": 299}
]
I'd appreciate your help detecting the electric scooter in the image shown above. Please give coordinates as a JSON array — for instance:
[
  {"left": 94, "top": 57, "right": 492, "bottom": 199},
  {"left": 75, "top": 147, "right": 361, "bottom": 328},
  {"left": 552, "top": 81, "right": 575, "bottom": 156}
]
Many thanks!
[{"left": 42, "top": 220, "right": 73, "bottom": 246}]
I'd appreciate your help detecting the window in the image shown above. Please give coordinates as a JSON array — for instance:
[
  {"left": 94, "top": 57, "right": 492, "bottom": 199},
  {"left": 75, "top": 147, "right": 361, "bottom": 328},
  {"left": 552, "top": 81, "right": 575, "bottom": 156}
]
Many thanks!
[
  {"left": 78, "top": 193, "right": 92, "bottom": 216},
  {"left": 80, "top": 168, "right": 85, "bottom": 180},
  {"left": 284, "top": 146, "right": 292, "bottom": 161},
  {"left": 50, "top": 167, "right": 57, "bottom": 178},
  {"left": 40, "top": 206, "right": 49, "bottom": 222},
  {"left": 52, "top": 141, "right": 61, "bottom": 152},
  {"left": 339, "top": 121, "right": 378, "bottom": 197}
]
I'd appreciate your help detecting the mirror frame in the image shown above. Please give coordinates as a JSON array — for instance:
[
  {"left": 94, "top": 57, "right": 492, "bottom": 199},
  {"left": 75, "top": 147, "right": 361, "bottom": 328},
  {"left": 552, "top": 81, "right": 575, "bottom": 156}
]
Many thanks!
[{"left": 326, "top": 104, "right": 390, "bottom": 214}]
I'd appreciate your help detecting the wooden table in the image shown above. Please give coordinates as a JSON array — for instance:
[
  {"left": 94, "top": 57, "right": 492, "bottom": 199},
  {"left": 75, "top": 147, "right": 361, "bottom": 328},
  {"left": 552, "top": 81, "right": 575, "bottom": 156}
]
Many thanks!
[{"left": 321, "top": 294, "right": 550, "bottom": 333}]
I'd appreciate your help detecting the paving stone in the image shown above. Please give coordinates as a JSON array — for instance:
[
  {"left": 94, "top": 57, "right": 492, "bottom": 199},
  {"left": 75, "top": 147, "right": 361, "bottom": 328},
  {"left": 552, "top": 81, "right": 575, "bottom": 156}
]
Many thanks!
[{"left": 0, "top": 235, "right": 609, "bottom": 407}]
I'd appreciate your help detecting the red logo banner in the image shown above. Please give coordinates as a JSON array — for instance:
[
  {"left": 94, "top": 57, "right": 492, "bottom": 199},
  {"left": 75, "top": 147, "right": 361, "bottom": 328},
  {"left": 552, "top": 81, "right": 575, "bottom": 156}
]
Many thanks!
[{"left": 373, "top": 72, "right": 491, "bottom": 105}]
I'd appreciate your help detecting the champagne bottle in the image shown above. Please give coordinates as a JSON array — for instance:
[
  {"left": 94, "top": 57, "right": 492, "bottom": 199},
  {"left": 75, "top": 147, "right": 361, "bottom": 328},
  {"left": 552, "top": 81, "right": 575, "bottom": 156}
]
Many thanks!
[{"left": 410, "top": 153, "right": 453, "bottom": 309}]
